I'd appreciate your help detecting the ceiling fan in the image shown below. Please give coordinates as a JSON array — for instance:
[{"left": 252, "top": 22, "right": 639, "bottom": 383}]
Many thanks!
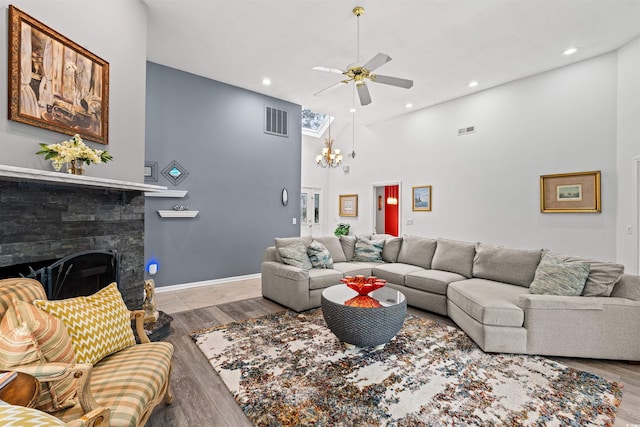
[{"left": 313, "top": 6, "right": 413, "bottom": 106}]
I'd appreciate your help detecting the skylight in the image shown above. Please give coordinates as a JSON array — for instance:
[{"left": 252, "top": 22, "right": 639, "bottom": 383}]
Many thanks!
[{"left": 301, "top": 109, "right": 332, "bottom": 138}]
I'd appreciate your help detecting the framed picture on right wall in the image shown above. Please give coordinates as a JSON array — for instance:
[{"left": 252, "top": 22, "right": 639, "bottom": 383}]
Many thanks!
[
  {"left": 540, "top": 170, "right": 601, "bottom": 213},
  {"left": 412, "top": 185, "right": 432, "bottom": 211}
]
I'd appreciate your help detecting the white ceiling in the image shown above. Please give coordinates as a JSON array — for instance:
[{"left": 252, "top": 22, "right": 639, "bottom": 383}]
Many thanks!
[{"left": 143, "top": 0, "right": 640, "bottom": 126}]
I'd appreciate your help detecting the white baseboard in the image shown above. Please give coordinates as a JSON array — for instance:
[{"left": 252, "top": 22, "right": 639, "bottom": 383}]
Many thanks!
[{"left": 155, "top": 273, "right": 261, "bottom": 293}]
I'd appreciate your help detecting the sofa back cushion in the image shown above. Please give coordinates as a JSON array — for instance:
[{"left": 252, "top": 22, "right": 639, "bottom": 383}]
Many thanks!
[
  {"left": 610, "top": 274, "right": 640, "bottom": 300},
  {"left": 382, "top": 237, "right": 403, "bottom": 263},
  {"left": 397, "top": 235, "right": 437, "bottom": 269},
  {"left": 339, "top": 235, "right": 357, "bottom": 261},
  {"left": 431, "top": 238, "right": 476, "bottom": 278},
  {"left": 473, "top": 243, "right": 542, "bottom": 287},
  {"left": 314, "top": 236, "right": 347, "bottom": 263},
  {"left": 274, "top": 236, "right": 313, "bottom": 263}
]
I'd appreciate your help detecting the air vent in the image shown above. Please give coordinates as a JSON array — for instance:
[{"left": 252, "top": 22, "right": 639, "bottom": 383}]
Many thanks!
[
  {"left": 265, "top": 106, "right": 288, "bottom": 137},
  {"left": 458, "top": 126, "right": 476, "bottom": 136}
]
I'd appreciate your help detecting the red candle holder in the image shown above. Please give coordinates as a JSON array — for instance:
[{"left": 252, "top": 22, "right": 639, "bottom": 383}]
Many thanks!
[{"left": 341, "top": 275, "right": 387, "bottom": 296}]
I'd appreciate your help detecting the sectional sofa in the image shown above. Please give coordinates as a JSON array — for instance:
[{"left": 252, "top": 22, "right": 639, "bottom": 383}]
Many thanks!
[{"left": 261, "top": 234, "right": 640, "bottom": 361}]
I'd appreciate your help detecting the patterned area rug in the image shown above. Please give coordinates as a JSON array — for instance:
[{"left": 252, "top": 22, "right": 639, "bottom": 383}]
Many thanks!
[{"left": 191, "top": 309, "right": 622, "bottom": 426}]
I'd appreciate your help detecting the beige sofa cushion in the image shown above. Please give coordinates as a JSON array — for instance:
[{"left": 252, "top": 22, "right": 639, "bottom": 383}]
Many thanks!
[
  {"left": 339, "top": 236, "right": 356, "bottom": 261},
  {"left": 382, "top": 237, "right": 403, "bottom": 263},
  {"left": 308, "top": 269, "right": 343, "bottom": 290},
  {"left": 372, "top": 263, "right": 424, "bottom": 286},
  {"left": 431, "top": 238, "right": 476, "bottom": 278},
  {"left": 447, "top": 279, "right": 529, "bottom": 327},
  {"left": 331, "top": 262, "right": 374, "bottom": 277},
  {"left": 397, "top": 235, "right": 437, "bottom": 269},
  {"left": 548, "top": 252, "right": 624, "bottom": 297},
  {"left": 405, "top": 269, "right": 466, "bottom": 295},
  {"left": 314, "top": 236, "right": 347, "bottom": 263},
  {"left": 473, "top": 243, "right": 542, "bottom": 287}
]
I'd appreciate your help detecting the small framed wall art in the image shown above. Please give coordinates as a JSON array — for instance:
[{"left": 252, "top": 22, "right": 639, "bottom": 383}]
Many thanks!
[
  {"left": 339, "top": 194, "right": 358, "bottom": 217},
  {"left": 8, "top": 6, "right": 110, "bottom": 144},
  {"left": 540, "top": 170, "right": 601, "bottom": 213},
  {"left": 412, "top": 185, "right": 432, "bottom": 211}
]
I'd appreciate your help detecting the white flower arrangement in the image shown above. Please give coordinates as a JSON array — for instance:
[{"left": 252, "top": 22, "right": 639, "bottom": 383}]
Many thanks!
[{"left": 37, "top": 134, "right": 113, "bottom": 169}]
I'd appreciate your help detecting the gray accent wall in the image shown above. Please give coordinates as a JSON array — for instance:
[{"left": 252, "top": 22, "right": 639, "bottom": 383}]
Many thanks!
[{"left": 145, "top": 62, "right": 301, "bottom": 287}]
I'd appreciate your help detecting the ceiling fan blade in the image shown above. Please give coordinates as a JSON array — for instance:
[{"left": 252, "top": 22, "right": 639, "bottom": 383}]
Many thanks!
[
  {"left": 312, "top": 66, "right": 345, "bottom": 75},
  {"left": 363, "top": 53, "right": 392, "bottom": 72},
  {"left": 372, "top": 74, "right": 414, "bottom": 89},
  {"left": 314, "top": 80, "right": 348, "bottom": 96},
  {"left": 357, "top": 83, "right": 372, "bottom": 106}
]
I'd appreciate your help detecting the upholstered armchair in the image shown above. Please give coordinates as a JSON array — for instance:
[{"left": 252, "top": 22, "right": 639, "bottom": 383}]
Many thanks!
[{"left": 0, "top": 278, "right": 174, "bottom": 427}]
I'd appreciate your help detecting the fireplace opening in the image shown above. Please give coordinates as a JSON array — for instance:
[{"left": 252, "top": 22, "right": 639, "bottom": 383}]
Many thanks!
[{"left": 35, "top": 250, "right": 121, "bottom": 300}]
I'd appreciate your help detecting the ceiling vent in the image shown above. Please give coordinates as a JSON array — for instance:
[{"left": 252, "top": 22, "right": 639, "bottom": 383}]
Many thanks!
[
  {"left": 265, "top": 106, "right": 288, "bottom": 137},
  {"left": 458, "top": 126, "right": 475, "bottom": 136}
]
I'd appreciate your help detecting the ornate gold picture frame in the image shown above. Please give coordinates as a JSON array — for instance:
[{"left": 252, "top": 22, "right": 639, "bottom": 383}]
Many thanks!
[
  {"left": 540, "top": 171, "right": 601, "bottom": 213},
  {"left": 8, "top": 6, "right": 110, "bottom": 144},
  {"left": 339, "top": 194, "right": 358, "bottom": 217},
  {"left": 412, "top": 185, "right": 432, "bottom": 212}
]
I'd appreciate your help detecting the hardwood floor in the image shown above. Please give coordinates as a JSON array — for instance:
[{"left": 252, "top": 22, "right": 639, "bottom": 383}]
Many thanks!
[{"left": 147, "top": 297, "right": 640, "bottom": 426}]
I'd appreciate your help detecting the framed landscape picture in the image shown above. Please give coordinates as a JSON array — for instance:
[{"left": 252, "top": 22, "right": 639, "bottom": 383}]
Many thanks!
[
  {"left": 412, "top": 185, "right": 432, "bottom": 211},
  {"left": 540, "top": 171, "right": 601, "bottom": 213},
  {"left": 8, "top": 6, "right": 110, "bottom": 144},
  {"left": 339, "top": 194, "right": 358, "bottom": 217}
]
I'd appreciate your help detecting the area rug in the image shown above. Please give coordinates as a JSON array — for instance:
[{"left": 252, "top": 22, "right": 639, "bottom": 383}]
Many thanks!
[{"left": 191, "top": 309, "right": 622, "bottom": 426}]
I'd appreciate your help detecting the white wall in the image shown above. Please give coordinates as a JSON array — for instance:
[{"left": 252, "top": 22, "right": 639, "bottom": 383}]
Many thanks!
[
  {"left": 304, "top": 53, "right": 620, "bottom": 261},
  {"left": 616, "top": 37, "right": 640, "bottom": 274},
  {"left": 0, "top": 0, "right": 148, "bottom": 182}
]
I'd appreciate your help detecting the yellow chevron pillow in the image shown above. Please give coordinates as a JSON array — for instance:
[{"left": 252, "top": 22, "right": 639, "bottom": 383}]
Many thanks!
[{"left": 34, "top": 283, "right": 136, "bottom": 365}]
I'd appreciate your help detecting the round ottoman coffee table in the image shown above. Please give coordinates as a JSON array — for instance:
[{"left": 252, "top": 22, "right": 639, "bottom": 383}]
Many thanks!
[{"left": 321, "top": 284, "right": 407, "bottom": 349}]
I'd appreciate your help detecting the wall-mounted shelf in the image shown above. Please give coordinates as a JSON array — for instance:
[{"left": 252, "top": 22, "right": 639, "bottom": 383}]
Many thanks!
[
  {"left": 0, "top": 165, "right": 167, "bottom": 192},
  {"left": 157, "top": 210, "right": 199, "bottom": 218},
  {"left": 145, "top": 190, "right": 188, "bottom": 198}
]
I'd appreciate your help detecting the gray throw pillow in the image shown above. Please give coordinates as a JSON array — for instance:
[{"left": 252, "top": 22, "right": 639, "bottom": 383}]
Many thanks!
[
  {"left": 352, "top": 237, "right": 384, "bottom": 263},
  {"left": 382, "top": 237, "right": 403, "bottom": 263},
  {"left": 529, "top": 254, "right": 590, "bottom": 296},
  {"left": 397, "top": 235, "right": 437, "bottom": 269},
  {"left": 431, "top": 238, "right": 476, "bottom": 278},
  {"left": 278, "top": 242, "right": 312, "bottom": 270},
  {"left": 473, "top": 243, "right": 542, "bottom": 287},
  {"left": 548, "top": 251, "right": 624, "bottom": 297},
  {"left": 307, "top": 240, "right": 334, "bottom": 269}
]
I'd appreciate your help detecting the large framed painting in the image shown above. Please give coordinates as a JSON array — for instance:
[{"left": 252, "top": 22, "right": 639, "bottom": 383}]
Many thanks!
[
  {"left": 8, "top": 6, "right": 110, "bottom": 144},
  {"left": 339, "top": 194, "right": 358, "bottom": 217},
  {"left": 540, "top": 171, "right": 601, "bottom": 213},
  {"left": 412, "top": 185, "right": 432, "bottom": 211}
]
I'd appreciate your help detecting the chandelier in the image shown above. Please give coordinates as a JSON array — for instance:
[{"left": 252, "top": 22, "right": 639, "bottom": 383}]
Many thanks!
[{"left": 316, "top": 122, "right": 342, "bottom": 168}]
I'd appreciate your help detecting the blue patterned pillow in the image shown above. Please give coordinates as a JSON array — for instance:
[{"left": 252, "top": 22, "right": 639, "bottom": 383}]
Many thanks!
[
  {"left": 529, "top": 254, "right": 590, "bottom": 296},
  {"left": 278, "top": 242, "right": 312, "bottom": 270},
  {"left": 307, "top": 240, "right": 334, "bottom": 269},
  {"left": 352, "top": 237, "right": 384, "bottom": 263}
]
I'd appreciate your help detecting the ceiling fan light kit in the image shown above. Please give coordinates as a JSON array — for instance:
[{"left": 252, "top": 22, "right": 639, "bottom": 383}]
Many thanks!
[{"left": 313, "top": 6, "right": 414, "bottom": 106}]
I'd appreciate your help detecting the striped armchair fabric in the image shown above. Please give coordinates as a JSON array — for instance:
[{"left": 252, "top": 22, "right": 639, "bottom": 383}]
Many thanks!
[{"left": 0, "top": 278, "right": 174, "bottom": 427}]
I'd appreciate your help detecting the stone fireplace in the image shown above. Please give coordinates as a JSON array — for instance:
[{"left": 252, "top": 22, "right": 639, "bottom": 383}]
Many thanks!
[{"left": 0, "top": 166, "right": 165, "bottom": 309}]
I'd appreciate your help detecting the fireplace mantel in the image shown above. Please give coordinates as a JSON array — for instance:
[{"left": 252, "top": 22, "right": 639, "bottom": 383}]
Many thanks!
[{"left": 0, "top": 165, "right": 167, "bottom": 192}]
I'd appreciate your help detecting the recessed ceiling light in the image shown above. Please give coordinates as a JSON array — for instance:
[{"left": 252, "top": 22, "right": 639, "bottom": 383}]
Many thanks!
[
  {"left": 349, "top": 107, "right": 357, "bottom": 113},
  {"left": 563, "top": 47, "right": 578, "bottom": 56},
  {"left": 405, "top": 103, "right": 413, "bottom": 108},
  {"left": 262, "top": 78, "right": 271, "bottom": 85},
  {"left": 468, "top": 81, "right": 479, "bottom": 88}
]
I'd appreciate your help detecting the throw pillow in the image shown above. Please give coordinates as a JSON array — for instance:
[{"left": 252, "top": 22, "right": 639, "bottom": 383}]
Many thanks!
[
  {"left": 278, "top": 242, "right": 313, "bottom": 270},
  {"left": 314, "top": 236, "right": 347, "bottom": 263},
  {"left": 529, "top": 254, "right": 590, "bottom": 296},
  {"left": 307, "top": 240, "right": 334, "bottom": 269},
  {"left": 547, "top": 251, "right": 624, "bottom": 297},
  {"left": 0, "top": 299, "right": 77, "bottom": 412},
  {"left": 274, "top": 236, "right": 313, "bottom": 263},
  {"left": 34, "top": 283, "right": 136, "bottom": 365},
  {"left": 352, "top": 237, "right": 384, "bottom": 262}
]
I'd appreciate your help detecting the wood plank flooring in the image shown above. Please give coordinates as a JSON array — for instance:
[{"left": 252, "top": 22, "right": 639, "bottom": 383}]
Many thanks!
[{"left": 147, "top": 297, "right": 640, "bottom": 426}]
